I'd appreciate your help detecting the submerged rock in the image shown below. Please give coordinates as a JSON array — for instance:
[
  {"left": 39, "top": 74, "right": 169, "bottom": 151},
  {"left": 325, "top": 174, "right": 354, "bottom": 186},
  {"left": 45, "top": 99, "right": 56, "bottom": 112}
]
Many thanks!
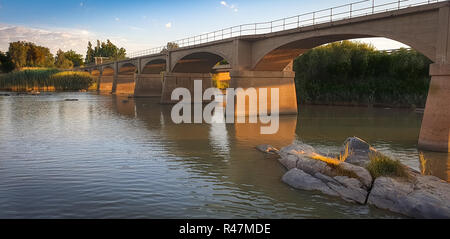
[
  {"left": 368, "top": 175, "right": 450, "bottom": 219},
  {"left": 256, "top": 144, "right": 279, "bottom": 154}
]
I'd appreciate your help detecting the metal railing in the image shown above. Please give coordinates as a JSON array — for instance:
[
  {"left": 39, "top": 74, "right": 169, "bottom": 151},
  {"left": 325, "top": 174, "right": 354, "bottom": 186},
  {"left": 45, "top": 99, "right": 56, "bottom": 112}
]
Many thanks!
[{"left": 124, "top": 0, "right": 444, "bottom": 59}]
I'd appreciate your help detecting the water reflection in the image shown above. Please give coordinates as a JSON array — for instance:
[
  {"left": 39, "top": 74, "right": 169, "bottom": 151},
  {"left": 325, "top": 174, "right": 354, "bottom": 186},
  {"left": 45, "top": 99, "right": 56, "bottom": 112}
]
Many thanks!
[
  {"left": 2, "top": 93, "right": 442, "bottom": 218},
  {"left": 420, "top": 151, "right": 450, "bottom": 182}
]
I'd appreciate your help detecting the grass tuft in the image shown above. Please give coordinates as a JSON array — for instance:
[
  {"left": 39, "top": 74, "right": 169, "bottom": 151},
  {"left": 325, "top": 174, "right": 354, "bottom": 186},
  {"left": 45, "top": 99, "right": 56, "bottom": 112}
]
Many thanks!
[{"left": 366, "top": 152, "right": 409, "bottom": 179}]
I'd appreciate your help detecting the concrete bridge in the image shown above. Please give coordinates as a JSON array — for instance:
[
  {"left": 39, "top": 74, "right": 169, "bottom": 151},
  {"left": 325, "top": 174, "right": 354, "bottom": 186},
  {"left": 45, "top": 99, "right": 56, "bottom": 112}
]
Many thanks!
[{"left": 79, "top": 0, "right": 450, "bottom": 152}]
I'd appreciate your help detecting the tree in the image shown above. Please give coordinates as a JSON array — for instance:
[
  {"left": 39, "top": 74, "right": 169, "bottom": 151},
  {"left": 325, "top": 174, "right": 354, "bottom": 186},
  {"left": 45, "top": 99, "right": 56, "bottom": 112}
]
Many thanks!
[
  {"left": 0, "top": 51, "right": 15, "bottom": 73},
  {"left": 85, "top": 41, "right": 95, "bottom": 64},
  {"left": 64, "top": 50, "right": 84, "bottom": 67},
  {"left": 8, "top": 41, "right": 28, "bottom": 68},
  {"left": 85, "top": 40, "right": 127, "bottom": 64},
  {"left": 54, "top": 49, "right": 73, "bottom": 69},
  {"left": 160, "top": 42, "right": 179, "bottom": 54},
  {"left": 8, "top": 41, "right": 54, "bottom": 68}
]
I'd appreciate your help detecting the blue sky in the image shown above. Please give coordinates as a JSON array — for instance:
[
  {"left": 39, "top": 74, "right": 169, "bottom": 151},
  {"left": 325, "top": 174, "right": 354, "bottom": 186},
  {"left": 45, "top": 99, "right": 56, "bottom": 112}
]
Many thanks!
[{"left": 0, "top": 0, "right": 409, "bottom": 56}]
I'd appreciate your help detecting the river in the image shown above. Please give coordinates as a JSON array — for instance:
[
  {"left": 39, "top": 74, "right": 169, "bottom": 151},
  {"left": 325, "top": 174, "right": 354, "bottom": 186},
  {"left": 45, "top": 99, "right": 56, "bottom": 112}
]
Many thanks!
[{"left": 0, "top": 92, "right": 448, "bottom": 218}]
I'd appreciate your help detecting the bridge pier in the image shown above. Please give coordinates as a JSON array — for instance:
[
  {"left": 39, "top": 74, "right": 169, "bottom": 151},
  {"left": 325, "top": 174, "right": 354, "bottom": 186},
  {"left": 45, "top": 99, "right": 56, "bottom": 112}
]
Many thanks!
[
  {"left": 229, "top": 70, "right": 298, "bottom": 116},
  {"left": 160, "top": 72, "right": 213, "bottom": 104},
  {"left": 419, "top": 63, "right": 450, "bottom": 152},
  {"left": 134, "top": 73, "right": 163, "bottom": 97},
  {"left": 98, "top": 75, "right": 114, "bottom": 93},
  {"left": 115, "top": 74, "right": 136, "bottom": 96}
]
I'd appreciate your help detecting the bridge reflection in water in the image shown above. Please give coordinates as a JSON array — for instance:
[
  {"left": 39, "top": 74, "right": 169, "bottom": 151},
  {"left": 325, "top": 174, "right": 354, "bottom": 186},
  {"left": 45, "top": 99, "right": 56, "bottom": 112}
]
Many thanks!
[{"left": 110, "top": 96, "right": 449, "bottom": 183}]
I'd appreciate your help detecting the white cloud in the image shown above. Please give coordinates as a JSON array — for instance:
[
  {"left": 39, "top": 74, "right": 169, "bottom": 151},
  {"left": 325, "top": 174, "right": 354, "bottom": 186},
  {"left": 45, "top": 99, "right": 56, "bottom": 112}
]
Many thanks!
[
  {"left": 220, "top": 1, "right": 238, "bottom": 12},
  {"left": 115, "top": 17, "right": 120, "bottom": 22},
  {"left": 0, "top": 23, "right": 161, "bottom": 57},
  {"left": 80, "top": 2, "right": 84, "bottom": 7},
  {"left": 165, "top": 22, "right": 172, "bottom": 29},
  {"left": 0, "top": 23, "right": 98, "bottom": 55}
]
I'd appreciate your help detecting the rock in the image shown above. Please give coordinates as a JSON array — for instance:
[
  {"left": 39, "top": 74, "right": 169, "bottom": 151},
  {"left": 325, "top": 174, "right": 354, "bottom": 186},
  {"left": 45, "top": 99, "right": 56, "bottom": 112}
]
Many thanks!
[
  {"left": 368, "top": 175, "right": 450, "bottom": 218},
  {"left": 342, "top": 137, "right": 375, "bottom": 167},
  {"left": 282, "top": 168, "right": 338, "bottom": 197},
  {"left": 279, "top": 143, "right": 334, "bottom": 176},
  {"left": 278, "top": 154, "right": 298, "bottom": 170},
  {"left": 64, "top": 99, "right": 79, "bottom": 102},
  {"left": 339, "top": 162, "right": 373, "bottom": 189},
  {"left": 327, "top": 176, "right": 368, "bottom": 204},
  {"left": 282, "top": 169, "right": 369, "bottom": 204},
  {"left": 256, "top": 144, "right": 279, "bottom": 154},
  {"left": 0, "top": 93, "right": 10, "bottom": 96}
]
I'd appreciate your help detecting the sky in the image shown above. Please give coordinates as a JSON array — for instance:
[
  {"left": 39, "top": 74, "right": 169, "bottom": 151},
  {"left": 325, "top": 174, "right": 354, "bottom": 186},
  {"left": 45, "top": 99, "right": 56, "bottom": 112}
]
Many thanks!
[{"left": 0, "top": 0, "right": 410, "bottom": 57}]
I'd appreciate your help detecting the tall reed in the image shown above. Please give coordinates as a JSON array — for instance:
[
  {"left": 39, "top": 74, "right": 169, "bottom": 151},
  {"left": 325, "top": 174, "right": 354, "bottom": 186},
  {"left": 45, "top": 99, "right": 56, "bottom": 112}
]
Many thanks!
[{"left": 0, "top": 69, "right": 95, "bottom": 92}]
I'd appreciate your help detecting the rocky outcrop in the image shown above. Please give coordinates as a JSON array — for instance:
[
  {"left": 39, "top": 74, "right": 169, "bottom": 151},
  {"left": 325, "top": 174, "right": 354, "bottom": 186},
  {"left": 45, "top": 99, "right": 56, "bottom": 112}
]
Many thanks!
[
  {"left": 341, "top": 137, "right": 376, "bottom": 167},
  {"left": 274, "top": 142, "right": 372, "bottom": 204},
  {"left": 368, "top": 174, "right": 450, "bottom": 219},
  {"left": 257, "top": 137, "right": 450, "bottom": 218}
]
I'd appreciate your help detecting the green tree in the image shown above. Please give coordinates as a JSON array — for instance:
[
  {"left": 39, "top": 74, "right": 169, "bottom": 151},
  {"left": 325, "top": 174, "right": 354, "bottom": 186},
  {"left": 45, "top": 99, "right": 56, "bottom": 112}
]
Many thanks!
[
  {"left": 8, "top": 41, "right": 28, "bottom": 68},
  {"left": 8, "top": 41, "right": 54, "bottom": 68},
  {"left": 85, "top": 41, "right": 95, "bottom": 64},
  {"left": 160, "top": 42, "right": 179, "bottom": 54},
  {"left": 64, "top": 50, "right": 84, "bottom": 67},
  {"left": 54, "top": 49, "right": 73, "bottom": 69},
  {"left": 85, "top": 40, "right": 127, "bottom": 64},
  {"left": 0, "top": 51, "right": 15, "bottom": 73},
  {"left": 293, "top": 40, "right": 431, "bottom": 107}
]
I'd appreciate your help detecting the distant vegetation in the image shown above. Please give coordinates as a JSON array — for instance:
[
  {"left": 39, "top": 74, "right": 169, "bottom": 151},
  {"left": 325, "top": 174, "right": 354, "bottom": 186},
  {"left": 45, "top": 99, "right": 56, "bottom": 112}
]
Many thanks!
[
  {"left": 85, "top": 40, "right": 127, "bottom": 64},
  {"left": 293, "top": 41, "right": 432, "bottom": 108},
  {"left": 0, "top": 69, "right": 95, "bottom": 92},
  {"left": 0, "top": 41, "right": 86, "bottom": 72}
]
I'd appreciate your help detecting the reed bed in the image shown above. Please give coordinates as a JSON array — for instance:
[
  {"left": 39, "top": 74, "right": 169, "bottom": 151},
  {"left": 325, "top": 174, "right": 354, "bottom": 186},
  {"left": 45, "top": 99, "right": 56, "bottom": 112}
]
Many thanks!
[{"left": 0, "top": 69, "right": 95, "bottom": 92}]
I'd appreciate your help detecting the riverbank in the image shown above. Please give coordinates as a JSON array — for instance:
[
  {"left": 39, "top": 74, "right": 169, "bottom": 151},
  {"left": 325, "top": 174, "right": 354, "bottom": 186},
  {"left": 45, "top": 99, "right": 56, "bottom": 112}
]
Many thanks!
[{"left": 0, "top": 68, "right": 96, "bottom": 92}]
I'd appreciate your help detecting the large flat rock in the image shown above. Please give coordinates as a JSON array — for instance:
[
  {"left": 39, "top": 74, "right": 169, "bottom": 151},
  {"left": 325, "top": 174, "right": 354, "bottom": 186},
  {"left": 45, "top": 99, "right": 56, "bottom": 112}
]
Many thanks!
[{"left": 368, "top": 175, "right": 450, "bottom": 219}]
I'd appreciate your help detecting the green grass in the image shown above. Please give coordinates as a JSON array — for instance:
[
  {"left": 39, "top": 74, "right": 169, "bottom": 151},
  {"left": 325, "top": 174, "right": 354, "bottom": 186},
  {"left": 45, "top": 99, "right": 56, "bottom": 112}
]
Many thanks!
[
  {"left": 366, "top": 152, "right": 409, "bottom": 179},
  {"left": 0, "top": 68, "right": 95, "bottom": 91}
]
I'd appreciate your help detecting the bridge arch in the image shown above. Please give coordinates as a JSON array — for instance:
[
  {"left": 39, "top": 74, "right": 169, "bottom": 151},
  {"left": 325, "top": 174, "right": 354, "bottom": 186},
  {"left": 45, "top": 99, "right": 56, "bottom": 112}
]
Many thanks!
[
  {"left": 118, "top": 62, "right": 137, "bottom": 75},
  {"left": 252, "top": 22, "right": 436, "bottom": 71},
  {"left": 102, "top": 66, "right": 114, "bottom": 76},
  {"left": 142, "top": 58, "right": 166, "bottom": 74},
  {"left": 171, "top": 51, "right": 231, "bottom": 73},
  {"left": 91, "top": 69, "right": 101, "bottom": 76}
]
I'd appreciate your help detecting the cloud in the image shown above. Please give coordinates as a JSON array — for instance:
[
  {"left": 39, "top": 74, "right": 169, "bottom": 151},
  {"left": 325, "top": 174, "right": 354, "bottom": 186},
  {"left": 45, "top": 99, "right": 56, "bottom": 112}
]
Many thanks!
[
  {"left": 0, "top": 23, "right": 96, "bottom": 55},
  {"left": 115, "top": 17, "right": 120, "bottom": 22},
  {"left": 220, "top": 1, "right": 238, "bottom": 12},
  {"left": 165, "top": 22, "right": 172, "bottom": 29}
]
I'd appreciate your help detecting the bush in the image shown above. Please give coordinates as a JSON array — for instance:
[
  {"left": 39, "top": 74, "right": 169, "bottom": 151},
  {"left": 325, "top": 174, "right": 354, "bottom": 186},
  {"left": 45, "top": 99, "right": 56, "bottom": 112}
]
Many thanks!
[
  {"left": 293, "top": 41, "right": 432, "bottom": 107},
  {"left": 49, "top": 71, "right": 95, "bottom": 91}
]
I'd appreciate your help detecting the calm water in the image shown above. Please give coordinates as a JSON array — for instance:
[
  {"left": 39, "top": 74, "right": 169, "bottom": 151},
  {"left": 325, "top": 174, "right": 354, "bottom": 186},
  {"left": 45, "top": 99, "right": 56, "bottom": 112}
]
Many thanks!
[{"left": 0, "top": 92, "right": 448, "bottom": 219}]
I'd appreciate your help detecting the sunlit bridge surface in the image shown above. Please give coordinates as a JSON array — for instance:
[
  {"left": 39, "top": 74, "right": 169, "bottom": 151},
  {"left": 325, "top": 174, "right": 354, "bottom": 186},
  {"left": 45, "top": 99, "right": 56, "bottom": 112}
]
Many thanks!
[{"left": 0, "top": 93, "right": 448, "bottom": 218}]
